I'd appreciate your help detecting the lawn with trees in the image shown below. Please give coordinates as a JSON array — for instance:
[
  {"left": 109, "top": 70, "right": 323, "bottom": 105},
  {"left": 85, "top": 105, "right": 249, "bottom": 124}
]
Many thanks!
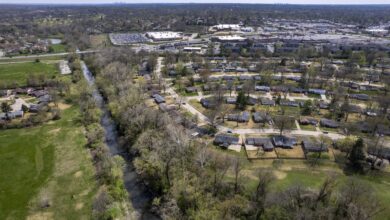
[{"left": 0, "top": 62, "right": 59, "bottom": 88}]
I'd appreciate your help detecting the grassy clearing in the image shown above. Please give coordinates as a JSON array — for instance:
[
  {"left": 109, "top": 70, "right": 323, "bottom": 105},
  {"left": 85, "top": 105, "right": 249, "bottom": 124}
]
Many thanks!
[
  {"left": 50, "top": 44, "right": 66, "bottom": 53},
  {"left": 0, "top": 105, "right": 96, "bottom": 220},
  {"left": 300, "top": 124, "right": 317, "bottom": 131},
  {"left": 0, "top": 56, "right": 67, "bottom": 63},
  {"left": 0, "top": 62, "right": 59, "bottom": 87}
]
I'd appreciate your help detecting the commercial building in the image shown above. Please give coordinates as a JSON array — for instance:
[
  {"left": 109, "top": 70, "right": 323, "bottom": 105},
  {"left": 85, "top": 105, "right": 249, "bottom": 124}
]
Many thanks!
[
  {"left": 146, "top": 32, "right": 183, "bottom": 41},
  {"left": 183, "top": 46, "right": 202, "bottom": 53},
  {"left": 211, "top": 35, "right": 247, "bottom": 43},
  {"left": 210, "top": 24, "right": 241, "bottom": 32}
]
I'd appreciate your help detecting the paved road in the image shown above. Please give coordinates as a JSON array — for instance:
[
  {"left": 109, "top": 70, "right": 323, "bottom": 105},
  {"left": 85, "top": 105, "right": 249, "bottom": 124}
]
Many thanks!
[{"left": 0, "top": 50, "right": 98, "bottom": 60}]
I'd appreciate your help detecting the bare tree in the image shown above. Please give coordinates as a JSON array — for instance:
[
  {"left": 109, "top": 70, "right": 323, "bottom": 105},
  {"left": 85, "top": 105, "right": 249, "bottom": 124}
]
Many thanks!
[
  {"left": 252, "top": 169, "right": 275, "bottom": 219},
  {"left": 208, "top": 153, "right": 231, "bottom": 195},
  {"left": 232, "top": 156, "right": 243, "bottom": 193},
  {"left": 197, "top": 141, "right": 210, "bottom": 169},
  {"left": 335, "top": 178, "right": 384, "bottom": 220},
  {"left": 314, "top": 176, "right": 336, "bottom": 208},
  {"left": 273, "top": 115, "right": 295, "bottom": 136}
]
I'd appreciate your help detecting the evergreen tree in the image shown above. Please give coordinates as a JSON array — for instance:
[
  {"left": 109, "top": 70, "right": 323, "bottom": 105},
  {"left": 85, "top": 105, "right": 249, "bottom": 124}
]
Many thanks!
[
  {"left": 236, "top": 91, "right": 247, "bottom": 110},
  {"left": 301, "top": 100, "right": 313, "bottom": 116},
  {"left": 349, "top": 137, "right": 366, "bottom": 171},
  {"left": 21, "top": 104, "right": 29, "bottom": 113},
  {"left": 1, "top": 102, "right": 12, "bottom": 119}
]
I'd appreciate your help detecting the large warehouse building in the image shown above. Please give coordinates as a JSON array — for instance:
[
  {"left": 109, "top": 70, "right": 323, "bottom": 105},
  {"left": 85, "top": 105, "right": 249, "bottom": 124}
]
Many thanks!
[
  {"left": 210, "top": 24, "right": 241, "bottom": 32},
  {"left": 146, "top": 32, "right": 183, "bottom": 41},
  {"left": 211, "top": 35, "right": 247, "bottom": 43}
]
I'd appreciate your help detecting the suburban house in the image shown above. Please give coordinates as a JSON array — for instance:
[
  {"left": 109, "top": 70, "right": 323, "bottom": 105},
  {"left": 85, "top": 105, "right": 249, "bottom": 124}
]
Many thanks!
[
  {"left": 38, "top": 94, "right": 51, "bottom": 104},
  {"left": 255, "top": 86, "right": 271, "bottom": 92},
  {"left": 302, "top": 140, "right": 328, "bottom": 153},
  {"left": 308, "top": 89, "right": 326, "bottom": 95},
  {"left": 272, "top": 136, "right": 297, "bottom": 149},
  {"left": 247, "top": 97, "right": 258, "bottom": 105},
  {"left": 31, "top": 90, "right": 48, "bottom": 97},
  {"left": 185, "top": 87, "right": 197, "bottom": 93},
  {"left": 152, "top": 94, "right": 166, "bottom": 104},
  {"left": 291, "top": 88, "right": 306, "bottom": 93},
  {"left": 320, "top": 118, "right": 339, "bottom": 128},
  {"left": 299, "top": 117, "right": 318, "bottom": 126},
  {"left": 227, "top": 111, "right": 250, "bottom": 122},
  {"left": 245, "top": 137, "right": 274, "bottom": 151},
  {"left": 253, "top": 112, "right": 273, "bottom": 124},
  {"left": 349, "top": 93, "right": 370, "bottom": 101},
  {"left": 10, "top": 110, "right": 24, "bottom": 118},
  {"left": 226, "top": 97, "right": 237, "bottom": 104},
  {"left": 253, "top": 75, "right": 262, "bottom": 81},
  {"left": 318, "top": 102, "right": 329, "bottom": 109},
  {"left": 239, "top": 75, "right": 252, "bottom": 81},
  {"left": 200, "top": 98, "right": 216, "bottom": 108},
  {"left": 367, "top": 146, "right": 390, "bottom": 160},
  {"left": 29, "top": 103, "right": 46, "bottom": 113},
  {"left": 214, "top": 133, "right": 240, "bottom": 148},
  {"left": 280, "top": 100, "right": 299, "bottom": 107},
  {"left": 261, "top": 98, "right": 275, "bottom": 106}
]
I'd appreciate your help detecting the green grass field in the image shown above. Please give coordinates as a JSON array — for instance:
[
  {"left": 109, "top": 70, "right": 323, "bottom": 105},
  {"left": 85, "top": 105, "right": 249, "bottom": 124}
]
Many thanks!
[
  {"left": 0, "top": 62, "right": 59, "bottom": 87},
  {"left": 0, "top": 56, "right": 66, "bottom": 64},
  {"left": 50, "top": 44, "right": 66, "bottom": 53},
  {"left": 300, "top": 124, "right": 317, "bottom": 131},
  {"left": 0, "top": 105, "right": 96, "bottom": 220}
]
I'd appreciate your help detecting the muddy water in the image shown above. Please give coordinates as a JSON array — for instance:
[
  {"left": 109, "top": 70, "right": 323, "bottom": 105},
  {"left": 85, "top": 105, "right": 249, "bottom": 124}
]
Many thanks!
[{"left": 81, "top": 61, "right": 156, "bottom": 219}]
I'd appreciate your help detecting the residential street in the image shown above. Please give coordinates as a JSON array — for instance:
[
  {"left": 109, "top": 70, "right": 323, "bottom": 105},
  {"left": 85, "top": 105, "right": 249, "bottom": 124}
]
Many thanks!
[{"left": 156, "top": 56, "right": 347, "bottom": 140}]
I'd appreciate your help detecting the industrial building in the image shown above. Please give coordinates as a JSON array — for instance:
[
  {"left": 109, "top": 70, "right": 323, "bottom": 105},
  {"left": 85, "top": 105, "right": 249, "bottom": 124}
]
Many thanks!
[
  {"left": 210, "top": 24, "right": 241, "bottom": 32},
  {"left": 211, "top": 35, "right": 247, "bottom": 43},
  {"left": 146, "top": 32, "right": 183, "bottom": 41}
]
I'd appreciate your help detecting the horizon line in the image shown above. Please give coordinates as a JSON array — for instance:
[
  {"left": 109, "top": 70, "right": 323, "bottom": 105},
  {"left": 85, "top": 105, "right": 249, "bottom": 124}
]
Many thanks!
[{"left": 1, "top": 3, "right": 390, "bottom": 5}]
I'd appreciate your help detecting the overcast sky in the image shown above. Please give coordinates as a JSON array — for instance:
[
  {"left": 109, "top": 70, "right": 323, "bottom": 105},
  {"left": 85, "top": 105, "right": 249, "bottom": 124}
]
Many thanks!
[{"left": 1, "top": 0, "right": 389, "bottom": 4}]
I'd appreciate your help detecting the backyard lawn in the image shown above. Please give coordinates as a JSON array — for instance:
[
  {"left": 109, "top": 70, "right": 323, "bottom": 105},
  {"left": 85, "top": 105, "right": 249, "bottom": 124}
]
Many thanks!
[{"left": 0, "top": 105, "right": 96, "bottom": 220}]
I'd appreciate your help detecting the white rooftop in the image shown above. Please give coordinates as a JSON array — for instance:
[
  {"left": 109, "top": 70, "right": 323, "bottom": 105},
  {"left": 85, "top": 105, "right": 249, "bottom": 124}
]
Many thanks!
[
  {"left": 183, "top": 46, "right": 202, "bottom": 50},
  {"left": 146, "top": 31, "right": 182, "bottom": 39},
  {"left": 214, "top": 24, "right": 241, "bottom": 30},
  {"left": 216, "top": 35, "right": 246, "bottom": 41}
]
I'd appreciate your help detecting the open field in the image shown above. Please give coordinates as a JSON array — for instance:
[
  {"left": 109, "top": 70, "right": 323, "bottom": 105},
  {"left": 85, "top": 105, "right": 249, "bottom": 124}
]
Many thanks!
[
  {"left": 0, "top": 62, "right": 59, "bottom": 87},
  {"left": 0, "top": 56, "right": 67, "bottom": 64},
  {"left": 0, "top": 105, "right": 96, "bottom": 220},
  {"left": 50, "top": 44, "right": 66, "bottom": 53}
]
